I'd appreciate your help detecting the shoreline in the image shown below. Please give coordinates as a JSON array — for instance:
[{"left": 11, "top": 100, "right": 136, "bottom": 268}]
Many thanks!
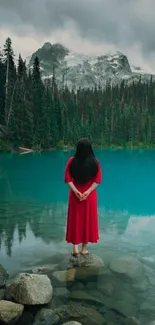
[{"left": 1, "top": 142, "right": 155, "bottom": 154}]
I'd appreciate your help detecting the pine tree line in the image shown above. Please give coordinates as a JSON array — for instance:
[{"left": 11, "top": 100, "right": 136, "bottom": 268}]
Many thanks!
[{"left": 0, "top": 37, "right": 155, "bottom": 152}]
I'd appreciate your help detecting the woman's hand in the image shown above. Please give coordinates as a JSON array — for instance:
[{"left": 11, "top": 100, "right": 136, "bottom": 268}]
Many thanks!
[
  {"left": 74, "top": 189, "right": 83, "bottom": 200},
  {"left": 81, "top": 189, "right": 91, "bottom": 200}
]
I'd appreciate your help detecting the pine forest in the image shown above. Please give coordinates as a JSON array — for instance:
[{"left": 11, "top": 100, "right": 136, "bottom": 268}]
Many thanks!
[{"left": 1, "top": 37, "right": 155, "bottom": 152}]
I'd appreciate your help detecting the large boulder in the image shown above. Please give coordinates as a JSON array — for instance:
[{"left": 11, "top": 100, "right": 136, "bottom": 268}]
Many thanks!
[
  {"left": 0, "top": 264, "right": 8, "bottom": 288},
  {"left": 6, "top": 273, "right": 53, "bottom": 305},
  {"left": 68, "top": 253, "right": 104, "bottom": 268},
  {"left": 0, "top": 300, "right": 24, "bottom": 324},
  {"left": 68, "top": 254, "right": 105, "bottom": 281},
  {"left": 110, "top": 256, "right": 143, "bottom": 282}
]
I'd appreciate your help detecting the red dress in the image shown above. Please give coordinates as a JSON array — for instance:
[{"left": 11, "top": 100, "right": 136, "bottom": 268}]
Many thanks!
[{"left": 65, "top": 157, "right": 102, "bottom": 245}]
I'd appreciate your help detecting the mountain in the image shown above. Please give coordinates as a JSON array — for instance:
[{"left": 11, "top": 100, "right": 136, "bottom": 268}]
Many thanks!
[{"left": 27, "top": 42, "right": 155, "bottom": 90}]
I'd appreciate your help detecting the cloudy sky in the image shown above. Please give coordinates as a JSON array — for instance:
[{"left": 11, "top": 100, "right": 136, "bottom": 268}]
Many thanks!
[{"left": 0, "top": 0, "right": 155, "bottom": 72}]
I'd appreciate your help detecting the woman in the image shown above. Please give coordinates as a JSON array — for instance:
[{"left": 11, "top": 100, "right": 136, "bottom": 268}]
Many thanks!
[{"left": 64, "top": 138, "right": 102, "bottom": 256}]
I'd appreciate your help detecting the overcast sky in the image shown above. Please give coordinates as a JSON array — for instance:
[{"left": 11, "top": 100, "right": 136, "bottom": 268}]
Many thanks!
[{"left": 0, "top": 0, "right": 155, "bottom": 72}]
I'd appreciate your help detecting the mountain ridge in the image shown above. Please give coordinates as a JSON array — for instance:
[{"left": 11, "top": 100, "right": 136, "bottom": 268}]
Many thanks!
[{"left": 27, "top": 42, "right": 155, "bottom": 90}]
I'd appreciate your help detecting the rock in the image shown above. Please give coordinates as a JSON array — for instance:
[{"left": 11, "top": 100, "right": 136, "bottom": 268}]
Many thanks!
[
  {"left": 69, "top": 254, "right": 105, "bottom": 281},
  {"left": 0, "top": 288, "right": 5, "bottom": 300},
  {"left": 69, "top": 253, "right": 104, "bottom": 268},
  {"left": 140, "top": 301, "right": 155, "bottom": 312},
  {"left": 54, "top": 287, "right": 69, "bottom": 297},
  {"left": 32, "top": 264, "right": 58, "bottom": 276},
  {"left": 113, "top": 299, "right": 138, "bottom": 318},
  {"left": 140, "top": 256, "right": 155, "bottom": 269},
  {"left": 98, "top": 272, "right": 123, "bottom": 297},
  {"left": 0, "top": 264, "right": 8, "bottom": 288},
  {"left": 110, "top": 256, "right": 143, "bottom": 282},
  {"left": 62, "top": 320, "right": 82, "bottom": 325},
  {"left": 100, "top": 282, "right": 114, "bottom": 296},
  {"left": 71, "top": 281, "right": 85, "bottom": 290},
  {"left": 124, "top": 317, "right": 140, "bottom": 325},
  {"left": 68, "top": 290, "right": 103, "bottom": 305},
  {"left": 48, "top": 296, "right": 64, "bottom": 310},
  {"left": 55, "top": 304, "right": 105, "bottom": 325},
  {"left": 7, "top": 273, "right": 53, "bottom": 305},
  {"left": 34, "top": 308, "right": 60, "bottom": 325},
  {"left": 52, "top": 269, "right": 76, "bottom": 285},
  {"left": 0, "top": 300, "right": 24, "bottom": 324}
]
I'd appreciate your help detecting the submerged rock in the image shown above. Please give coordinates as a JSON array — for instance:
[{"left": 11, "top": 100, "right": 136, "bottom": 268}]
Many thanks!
[
  {"left": 0, "top": 300, "right": 24, "bottom": 324},
  {"left": 54, "top": 304, "right": 105, "bottom": 325},
  {"left": 124, "top": 317, "right": 140, "bottom": 325},
  {"left": 7, "top": 273, "right": 53, "bottom": 305},
  {"left": 110, "top": 256, "right": 143, "bottom": 282},
  {"left": 34, "top": 308, "right": 59, "bottom": 325},
  {"left": 0, "top": 264, "right": 8, "bottom": 288},
  {"left": 32, "top": 264, "right": 58, "bottom": 276},
  {"left": 52, "top": 269, "right": 76, "bottom": 285},
  {"left": 68, "top": 290, "right": 104, "bottom": 305}
]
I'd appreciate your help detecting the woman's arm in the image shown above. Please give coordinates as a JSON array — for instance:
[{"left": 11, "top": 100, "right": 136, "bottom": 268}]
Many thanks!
[
  {"left": 88, "top": 182, "right": 98, "bottom": 194},
  {"left": 68, "top": 181, "right": 78, "bottom": 193},
  {"left": 67, "top": 182, "right": 82, "bottom": 200}
]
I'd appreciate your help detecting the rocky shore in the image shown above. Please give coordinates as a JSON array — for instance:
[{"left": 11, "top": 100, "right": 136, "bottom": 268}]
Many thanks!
[{"left": 0, "top": 253, "right": 155, "bottom": 325}]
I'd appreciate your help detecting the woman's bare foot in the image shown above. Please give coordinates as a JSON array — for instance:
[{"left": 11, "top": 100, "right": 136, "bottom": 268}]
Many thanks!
[
  {"left": 80, "top": 250, "right": 88, "bottom": 255},
  {"left": 72, "top": 244, "right": 79, "bottom": 256},
  {"left": 80, "top": 243, "right": 88, "bottom": 255}
]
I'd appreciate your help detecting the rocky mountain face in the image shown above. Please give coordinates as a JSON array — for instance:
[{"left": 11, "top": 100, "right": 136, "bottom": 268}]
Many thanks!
[{"left": 27, "top": 42, "right": 154, "bottom": 90}]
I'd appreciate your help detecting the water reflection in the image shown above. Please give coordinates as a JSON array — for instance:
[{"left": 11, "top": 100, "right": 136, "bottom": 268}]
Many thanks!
[{"left": 0, "top": 202, "right": 67, "bottom": 256}]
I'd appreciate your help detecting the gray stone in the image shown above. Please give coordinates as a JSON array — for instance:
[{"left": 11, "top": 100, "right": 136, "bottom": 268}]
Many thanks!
[
  {"left": 68, "top": 254, "right": 105, "bottom": 281},
  {"left": 0, "top": 300, "right": 24, "bottom": 324},
  {"left": 110, "top": 256, "right": 143, "bottom": 282},
  {"left": 7, "top": 273, "right": 53, "bottom": 305},
  {"left": 0, "top": 264, "right": 8, "bottom": 288},
  {"left": 34, "top": 308, "right": 59, "bottom": 325},
  {"left": 69, "top": 253, "right": 104, "bottom": 268},
  {"left": 55, "top": 304, "right": 105, "bottom": 325}
]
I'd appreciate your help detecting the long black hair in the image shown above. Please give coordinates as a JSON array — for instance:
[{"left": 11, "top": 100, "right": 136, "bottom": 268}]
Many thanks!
[{"left": 69, "top": 138, "right": 98, "bottom": 184}]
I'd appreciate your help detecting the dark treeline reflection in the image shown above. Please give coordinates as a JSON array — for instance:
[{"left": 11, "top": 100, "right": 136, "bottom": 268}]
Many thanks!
[
  {"left": 0, "top": 202, "right": 66, "bottom": 256},
  {"left": 0, "top": 200, "right": 131, "bottom": 257}
]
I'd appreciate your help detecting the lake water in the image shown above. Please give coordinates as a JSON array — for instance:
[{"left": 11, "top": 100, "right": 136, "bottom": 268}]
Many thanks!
[{"left": 0, "top": 149, "right": 155, "bottom": 324}]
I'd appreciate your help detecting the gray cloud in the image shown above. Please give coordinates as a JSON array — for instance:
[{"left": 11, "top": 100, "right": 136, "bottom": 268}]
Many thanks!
[{"left": 0, "top": 0, "right": 155, "bottom": 59}]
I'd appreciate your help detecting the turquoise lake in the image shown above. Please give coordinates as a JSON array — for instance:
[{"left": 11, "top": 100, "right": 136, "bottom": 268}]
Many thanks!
[{"left": 1, "top": 149, "right": 155, "bottom": 324}]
